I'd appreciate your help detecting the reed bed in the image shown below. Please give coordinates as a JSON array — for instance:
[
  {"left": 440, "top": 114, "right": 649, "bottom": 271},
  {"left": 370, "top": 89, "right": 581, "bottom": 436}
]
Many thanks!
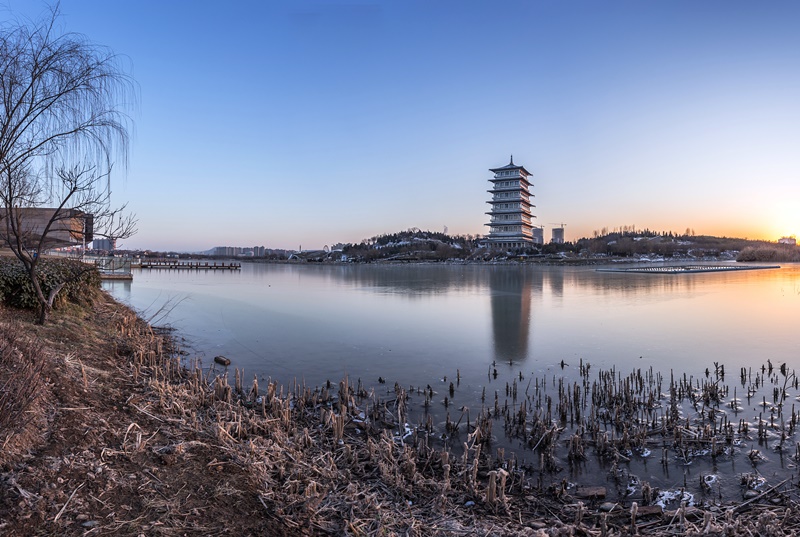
[{"left": 121, "top": 315, "right": 800, "bottom": 535}]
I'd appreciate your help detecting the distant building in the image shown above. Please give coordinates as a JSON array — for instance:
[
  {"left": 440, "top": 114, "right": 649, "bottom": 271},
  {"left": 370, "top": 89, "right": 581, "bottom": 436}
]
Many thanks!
[
  {"left": 92, "top": 238, "right": 116, "bottom": 251},
  {"left": 213, "top": 246, "right": 241, "bottom": 257},
  {"left": 778, "top": 236, "right": 796, "bottom": 246},
  {"left": 213, "top": 245, "right": 270, "bottom": 257},
  {"left": 0, "top": 208, "right": 91, "bottom": 249},
  {"left": 532, "top": 226, "right": 544, "bottom": 245},
  {"left": 551, "top": 227, "right": 565, "bottom": 244},
  {"left": 485, "top": 156, "right": 535, "bottom": 249}
]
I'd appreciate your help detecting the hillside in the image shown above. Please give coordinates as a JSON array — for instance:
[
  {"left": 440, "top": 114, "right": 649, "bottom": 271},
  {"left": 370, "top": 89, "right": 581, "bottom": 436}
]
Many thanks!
[{"left": 334, "top": 229, "right": 785, "bottom": 263}]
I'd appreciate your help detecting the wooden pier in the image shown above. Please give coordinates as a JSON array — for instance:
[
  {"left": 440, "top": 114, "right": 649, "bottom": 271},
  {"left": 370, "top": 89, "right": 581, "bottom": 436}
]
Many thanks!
[
  {"left": 138, "top": 261, "right": 241, "bottom": 270},
  {"left": 99, "top": 272, "right": 133, "bottom": 280}
]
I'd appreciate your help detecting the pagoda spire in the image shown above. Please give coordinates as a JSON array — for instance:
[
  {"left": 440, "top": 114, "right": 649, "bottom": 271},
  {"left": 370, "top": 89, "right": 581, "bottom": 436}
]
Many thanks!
[{"left": 510, "top": 154, "right": 514, "bottom": 165}]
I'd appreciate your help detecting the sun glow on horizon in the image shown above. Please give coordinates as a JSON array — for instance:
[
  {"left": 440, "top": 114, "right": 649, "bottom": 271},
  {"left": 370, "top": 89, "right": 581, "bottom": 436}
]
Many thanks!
[{"left": 764, "top": 201, "right": 800, "bottom": 242}]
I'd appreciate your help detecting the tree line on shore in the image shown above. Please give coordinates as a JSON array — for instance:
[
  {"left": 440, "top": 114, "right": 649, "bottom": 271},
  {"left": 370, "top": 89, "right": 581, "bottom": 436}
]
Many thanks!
[
  {"left": 140, "top": 227, "right": 798, "bottom": 263},
  {"left": 340, "top": 227, "right": 797, "bottom": 262}
]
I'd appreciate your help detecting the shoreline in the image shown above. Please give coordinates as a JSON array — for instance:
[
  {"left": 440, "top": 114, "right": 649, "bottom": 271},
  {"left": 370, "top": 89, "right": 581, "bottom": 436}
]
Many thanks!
[
  {"left": 1, "top": 293, "right": 800, "bottom": 535},
  {"left": 242, "top": 254, "right": 745, "bottom": 267}
]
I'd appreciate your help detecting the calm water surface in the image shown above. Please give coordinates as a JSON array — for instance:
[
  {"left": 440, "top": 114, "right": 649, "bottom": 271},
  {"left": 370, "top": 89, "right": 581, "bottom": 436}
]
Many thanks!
[
  {"left": 104, "top": 262, "right": 800, "bottom": 502},
  {"left": 104, "top": 262, "right": 800, "bottom": 385}
]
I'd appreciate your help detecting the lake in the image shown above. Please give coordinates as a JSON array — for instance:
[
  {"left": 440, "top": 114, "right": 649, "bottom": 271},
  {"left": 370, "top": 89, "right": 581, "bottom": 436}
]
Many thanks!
[{"left": 103, "top": 261, "right": 800, "bottom": 504}]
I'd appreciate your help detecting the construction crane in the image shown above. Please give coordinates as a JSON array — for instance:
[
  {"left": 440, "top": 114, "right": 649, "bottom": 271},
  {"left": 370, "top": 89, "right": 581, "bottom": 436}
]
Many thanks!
[{"left": 548, "top": 222, "right": 567, "bottom": 228}]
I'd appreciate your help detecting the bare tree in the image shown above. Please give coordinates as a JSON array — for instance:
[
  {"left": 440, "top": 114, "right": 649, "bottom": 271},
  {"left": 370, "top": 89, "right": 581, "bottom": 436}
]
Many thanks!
[
  {"left": 1, "top": 165, "right": 137, "bottom": 323},
  {"left": 0, "top": 5, "right": 135, "bottom": 324}
]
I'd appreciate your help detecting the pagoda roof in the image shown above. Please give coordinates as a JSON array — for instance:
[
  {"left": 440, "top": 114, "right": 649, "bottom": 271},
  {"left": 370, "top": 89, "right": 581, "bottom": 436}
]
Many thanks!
[{"left": 489, "top": 155, "right": 532, "bottom": 176}]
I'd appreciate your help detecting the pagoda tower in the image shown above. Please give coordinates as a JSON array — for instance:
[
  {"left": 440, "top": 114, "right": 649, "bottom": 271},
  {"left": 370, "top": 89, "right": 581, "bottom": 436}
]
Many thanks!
[{"left": 485, "top": 156, "right": 535, "bottom": 249}]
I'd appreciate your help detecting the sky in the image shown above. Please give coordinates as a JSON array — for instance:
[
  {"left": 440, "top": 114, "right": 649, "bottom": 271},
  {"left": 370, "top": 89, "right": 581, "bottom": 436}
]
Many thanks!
[{"left": 5, "top": 0, "right": 800, "bottom": 251}]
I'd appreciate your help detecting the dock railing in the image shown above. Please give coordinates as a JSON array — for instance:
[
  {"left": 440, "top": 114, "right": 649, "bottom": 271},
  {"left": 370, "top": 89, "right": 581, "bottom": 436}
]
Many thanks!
[{"left": 86, "top": 256, "right": 133, "bottom": 279}]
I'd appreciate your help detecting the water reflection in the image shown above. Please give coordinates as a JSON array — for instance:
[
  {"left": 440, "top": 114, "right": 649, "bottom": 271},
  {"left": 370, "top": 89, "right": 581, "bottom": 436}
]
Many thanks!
[
  {"left": 489, "top": 268, "right": 536, "bottom": 363},
  {"left": 548, "top": 268, "right": 564, "bottom": 297},
  {"left": 103, "top": 279, "right": 132, "bottom": 296},
  {"left": 334, "top": 264, "right": 485, "bottom": 296},
  {"left": 103, "top": 262, "right": 800, "bottom": 382},
  {"left": 281, "top": 263, "right": 710, "bottom": 298}
]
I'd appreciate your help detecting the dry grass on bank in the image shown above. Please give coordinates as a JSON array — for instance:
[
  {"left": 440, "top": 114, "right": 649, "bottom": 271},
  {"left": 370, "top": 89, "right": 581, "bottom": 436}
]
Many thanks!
[
  {"left": 2, "top": 293, "right": 800, "bottom": 535},
  {"left": 737, "top": 244, "right": 800, "bottom": 262},
  {"left": 0, "top": 318, "right": 48, "bottom": 469}
]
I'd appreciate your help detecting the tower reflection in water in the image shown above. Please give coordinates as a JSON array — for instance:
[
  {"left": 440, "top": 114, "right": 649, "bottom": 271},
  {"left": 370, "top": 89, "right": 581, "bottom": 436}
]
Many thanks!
[{"left": 488, "top": 268, "right": 543, "bottom": 364}]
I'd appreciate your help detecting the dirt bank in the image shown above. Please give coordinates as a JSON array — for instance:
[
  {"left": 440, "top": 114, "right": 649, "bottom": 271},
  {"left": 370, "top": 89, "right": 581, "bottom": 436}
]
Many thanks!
[{"left": 1, "top": 293, "right": 799, "bottom": 536}]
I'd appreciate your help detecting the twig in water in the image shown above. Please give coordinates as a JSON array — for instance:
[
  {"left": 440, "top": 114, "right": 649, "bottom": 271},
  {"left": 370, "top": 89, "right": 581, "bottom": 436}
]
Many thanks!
[{"left": 730, "top": 477, "right": 791, "bottom": 513}]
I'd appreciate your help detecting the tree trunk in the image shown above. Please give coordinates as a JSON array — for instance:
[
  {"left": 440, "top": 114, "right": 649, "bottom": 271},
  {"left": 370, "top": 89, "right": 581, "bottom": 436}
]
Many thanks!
[
  {"left": 37, "top": 301, "right": 51, "bottom": 325},
  {"left": 27, "top": 266, "right": 49, "bottom": 326},
  {"left": 37, "top": 282, "right": 66, "bottom": 325},
  {"left": 31, "top": 278, "right": 50, "bottom": 325}
]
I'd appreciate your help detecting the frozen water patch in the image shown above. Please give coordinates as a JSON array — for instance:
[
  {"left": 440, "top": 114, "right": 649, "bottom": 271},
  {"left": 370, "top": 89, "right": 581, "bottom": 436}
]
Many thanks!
[
  {"left": 393, "top": 423, "right": 413, "bottom": 443},
  {"left": 655, "top": 490, "right": 695, "bottom": 509}
]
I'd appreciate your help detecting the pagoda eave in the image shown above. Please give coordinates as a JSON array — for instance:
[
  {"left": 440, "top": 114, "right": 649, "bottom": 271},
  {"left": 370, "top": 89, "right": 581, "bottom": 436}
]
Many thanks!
[
  {"left": 489, "top": 178, "right": 531, "bottom": 187},
  {"left": 488, "top": 165, "right": 533, "bottom": 176}
]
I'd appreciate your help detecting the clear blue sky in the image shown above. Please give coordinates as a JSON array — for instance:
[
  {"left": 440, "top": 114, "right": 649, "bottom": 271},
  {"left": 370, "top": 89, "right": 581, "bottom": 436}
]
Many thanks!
[{"left": 6, "top": 1, "right": 800, "bottom": 251}]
